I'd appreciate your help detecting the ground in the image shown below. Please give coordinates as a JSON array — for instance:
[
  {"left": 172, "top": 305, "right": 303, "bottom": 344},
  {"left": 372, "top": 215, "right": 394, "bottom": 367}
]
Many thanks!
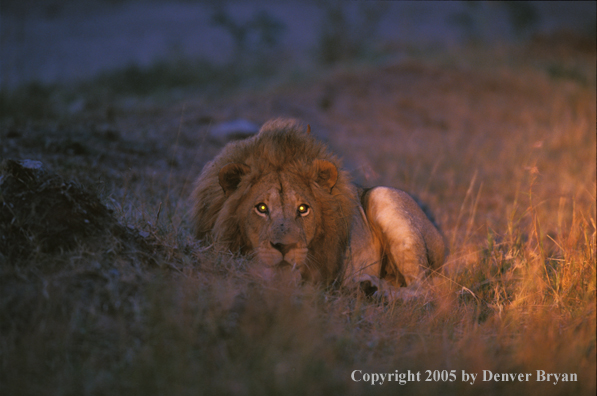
[{"left": 0, "top": 28, "right": 595, "bottom": 396}]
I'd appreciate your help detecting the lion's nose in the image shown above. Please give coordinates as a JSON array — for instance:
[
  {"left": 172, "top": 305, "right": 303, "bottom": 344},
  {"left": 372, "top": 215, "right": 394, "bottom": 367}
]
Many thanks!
[{"left": 271, "top": 242, "right": 296, "bottom": 256}]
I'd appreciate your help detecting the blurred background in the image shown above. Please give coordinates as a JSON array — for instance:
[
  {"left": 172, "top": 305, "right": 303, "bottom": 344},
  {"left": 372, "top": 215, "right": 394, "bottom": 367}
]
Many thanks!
[{"left": 1, "top": 0, "right": 595, "bottom": 91}]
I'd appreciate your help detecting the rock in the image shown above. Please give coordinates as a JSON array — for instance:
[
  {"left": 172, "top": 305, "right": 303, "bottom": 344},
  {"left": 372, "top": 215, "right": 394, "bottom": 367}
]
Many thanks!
[{"left": 210, "top": 119, "right": 260, "bottom": 142}]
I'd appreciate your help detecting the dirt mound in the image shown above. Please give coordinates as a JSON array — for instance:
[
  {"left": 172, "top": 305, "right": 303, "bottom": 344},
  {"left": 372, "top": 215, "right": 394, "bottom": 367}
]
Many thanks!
[
  {"left": 0, "top": 159, "right": 167, "bottom": 340},
  {"left": 1, "top": 159, "right": 119, "bottom": 262}
]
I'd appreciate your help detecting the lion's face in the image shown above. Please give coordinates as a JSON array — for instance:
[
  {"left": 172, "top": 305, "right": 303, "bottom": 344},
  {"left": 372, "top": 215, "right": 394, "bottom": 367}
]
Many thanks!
[
  {"left": 217, "top": 159, "right": 339, "bottom": 283},
  {"left": 244, "top": 172, "right": 318, "bottom": 278}
]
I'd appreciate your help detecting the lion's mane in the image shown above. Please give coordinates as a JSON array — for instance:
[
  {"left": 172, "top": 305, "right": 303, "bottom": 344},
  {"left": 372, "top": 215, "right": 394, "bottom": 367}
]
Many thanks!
[{"left": 191, "top": 119, "right": 358, "bottom": 283}]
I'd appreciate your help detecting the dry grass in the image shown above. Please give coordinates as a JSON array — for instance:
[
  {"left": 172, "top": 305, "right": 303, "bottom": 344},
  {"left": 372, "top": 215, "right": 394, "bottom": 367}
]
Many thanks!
[{"left": 0, "top": 39, "right": 595, "bottom": 395}]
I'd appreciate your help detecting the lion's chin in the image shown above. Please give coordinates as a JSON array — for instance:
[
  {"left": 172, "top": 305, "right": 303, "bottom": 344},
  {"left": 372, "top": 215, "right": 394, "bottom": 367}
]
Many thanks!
[
  {"left": 255, "top": 248, "right": 284, "bottom": 268},
  {"left": 277, "top": 259, "right": 298, "bottom": 270},
  {"left": 252, "top": 248, "right": 302, "bottom": 283}
]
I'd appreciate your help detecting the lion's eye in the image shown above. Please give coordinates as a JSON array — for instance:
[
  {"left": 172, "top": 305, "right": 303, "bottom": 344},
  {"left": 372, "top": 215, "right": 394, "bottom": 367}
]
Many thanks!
[
  {"left": 297, "top": 204, "right": 310, "bottom": 216},
  {"left": 255, "top": 203, "right": 269, "bottom": 214}
]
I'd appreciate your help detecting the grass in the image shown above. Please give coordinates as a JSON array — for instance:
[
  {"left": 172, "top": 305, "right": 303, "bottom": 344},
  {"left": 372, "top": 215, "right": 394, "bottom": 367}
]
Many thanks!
[{"left": 0, "top": 37, "right": 595, "bottom": 395}]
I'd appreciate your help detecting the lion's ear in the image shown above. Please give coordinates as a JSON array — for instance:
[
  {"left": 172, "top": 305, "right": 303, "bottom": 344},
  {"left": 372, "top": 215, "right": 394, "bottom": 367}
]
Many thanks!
[
  {"left": 219, "top": 163, "right": 250, "bottom": 195},
  {"left": 313, "top": 159, "right": 338, "bottom": 193}
]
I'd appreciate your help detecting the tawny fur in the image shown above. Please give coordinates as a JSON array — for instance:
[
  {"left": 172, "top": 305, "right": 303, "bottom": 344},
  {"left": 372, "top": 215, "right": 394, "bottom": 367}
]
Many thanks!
[
  {"left": 191, "top": 118, "right": 445, "bottom": 294},
  {"left": 191, "top": 119, "right": 357, "bottom": 283}
]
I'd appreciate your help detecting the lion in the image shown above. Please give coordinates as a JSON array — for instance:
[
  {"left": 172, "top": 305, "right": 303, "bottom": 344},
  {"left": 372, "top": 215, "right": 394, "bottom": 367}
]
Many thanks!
[{"left": 191, "top": 118, "right": 445, "bottom": 299}]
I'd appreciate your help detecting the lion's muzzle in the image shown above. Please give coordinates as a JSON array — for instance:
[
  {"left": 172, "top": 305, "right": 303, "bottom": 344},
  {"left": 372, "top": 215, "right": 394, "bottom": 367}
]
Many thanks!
[{"left": 256, "top": 242, "right": 308, "bottom": 270}]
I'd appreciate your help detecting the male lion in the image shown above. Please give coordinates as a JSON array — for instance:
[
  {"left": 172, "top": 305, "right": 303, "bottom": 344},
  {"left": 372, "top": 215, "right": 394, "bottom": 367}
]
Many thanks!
[{"left": 191, "top": 119, "right": 445, "bottom": 299}]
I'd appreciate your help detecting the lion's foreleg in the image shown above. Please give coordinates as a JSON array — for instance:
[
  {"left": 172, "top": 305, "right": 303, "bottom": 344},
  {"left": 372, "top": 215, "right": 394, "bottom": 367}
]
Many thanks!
[{"left": 342, "top": 207, "right": 383, "bottom": 288}]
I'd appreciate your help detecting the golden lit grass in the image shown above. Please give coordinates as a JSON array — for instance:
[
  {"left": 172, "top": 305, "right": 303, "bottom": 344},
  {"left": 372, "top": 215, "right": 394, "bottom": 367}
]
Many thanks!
[{"left": 0, "top": 43, "right": 595, "bottom": 395}]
